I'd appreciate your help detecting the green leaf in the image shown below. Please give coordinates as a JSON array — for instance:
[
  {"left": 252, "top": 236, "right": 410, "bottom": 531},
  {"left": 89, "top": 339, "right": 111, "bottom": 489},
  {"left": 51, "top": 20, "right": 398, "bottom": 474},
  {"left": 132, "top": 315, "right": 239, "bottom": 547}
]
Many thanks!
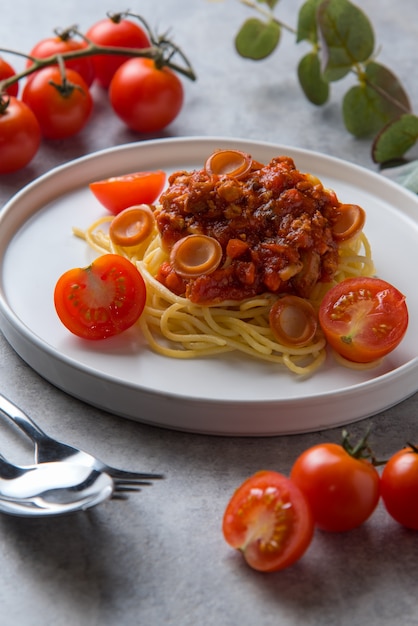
[
  {"left": 372, "top": 114, "right": 418, "bottom": 164},
  {"left": 297, "top": 0, "right": 323, "bottom": 44},
  {"left": 298, "top": 52, "right": 330, "bottom": 105},
  {"left": 256, "top": 0, "right": 280, "bottom": 9},
  {"left": 343, "top": 62, "right": 411, "bottom": 137},
  {"left": 317, "top": 0, "right": 375, "bottom": 82},
  {"left": 235, "top": 18, "right": 281, "bottom": 60}
]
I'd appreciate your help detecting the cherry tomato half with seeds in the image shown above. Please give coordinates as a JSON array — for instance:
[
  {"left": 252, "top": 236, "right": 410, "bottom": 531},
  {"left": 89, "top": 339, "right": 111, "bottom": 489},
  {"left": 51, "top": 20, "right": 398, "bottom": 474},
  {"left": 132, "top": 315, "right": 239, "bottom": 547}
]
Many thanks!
[
  {"left": 22, "top": 67, "right": 93, "bottom": 139},
  {"left": 54, "top": 254, "right": 146, "bottom": 340},
  {"left": 85, "top": 17, "right": 150, "bottom": 88},
  {"left": 89, "top": 170, "right": 166, "bottom": 215},
  {"left": 319, "top": 277, "right": 408, "bottom": 363},
  {"left": 0, "top": 97, "right": 41, "bottom": 174},
  {"left": 290, "top": 437, "right": 380, "bottom": 532},
  {"left": 109, "top": 58, "right": 184, "bottom": 133},
  {"left": 381, "top": 445, "right": 418, "bottom": 530},
  {"left": 26, "top": 36, "right": 95, "bottom": 87},
  {"left": 222, "top": 470, "right": 314, "bottom": 572},
  {"left": 0, "top": 57, "right": 19, "bottom": 97}
]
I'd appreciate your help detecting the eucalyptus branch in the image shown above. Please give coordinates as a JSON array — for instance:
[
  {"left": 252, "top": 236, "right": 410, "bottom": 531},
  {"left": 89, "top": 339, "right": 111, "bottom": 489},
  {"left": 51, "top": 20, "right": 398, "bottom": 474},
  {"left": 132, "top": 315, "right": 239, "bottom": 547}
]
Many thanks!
[
  {"left": 230, "top": 0, "right": 417, "bottom": 164},
  {"left": 239, "top": 0, "right": 296, "bottom": 34}
]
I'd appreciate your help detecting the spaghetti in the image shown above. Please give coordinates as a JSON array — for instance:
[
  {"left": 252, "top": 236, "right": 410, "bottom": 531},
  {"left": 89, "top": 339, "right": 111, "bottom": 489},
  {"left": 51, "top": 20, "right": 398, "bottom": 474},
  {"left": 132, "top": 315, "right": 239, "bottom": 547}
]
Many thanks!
[{"left": 75, "top": 152, "right": 375, "bottom": 375}]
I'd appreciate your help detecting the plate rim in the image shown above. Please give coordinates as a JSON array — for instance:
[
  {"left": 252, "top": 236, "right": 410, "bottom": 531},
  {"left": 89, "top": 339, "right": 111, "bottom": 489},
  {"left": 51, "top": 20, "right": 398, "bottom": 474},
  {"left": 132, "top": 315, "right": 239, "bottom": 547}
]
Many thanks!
[{"left": 1, "top": 136, "right": 417, "bottom": 435}]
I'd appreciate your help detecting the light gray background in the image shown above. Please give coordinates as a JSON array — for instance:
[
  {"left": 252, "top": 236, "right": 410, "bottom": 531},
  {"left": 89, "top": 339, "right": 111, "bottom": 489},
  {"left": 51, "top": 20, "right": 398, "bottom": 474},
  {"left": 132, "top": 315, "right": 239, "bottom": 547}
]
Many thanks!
[{"left": 1, "top": 1, "right": 418, "bottom": 624}]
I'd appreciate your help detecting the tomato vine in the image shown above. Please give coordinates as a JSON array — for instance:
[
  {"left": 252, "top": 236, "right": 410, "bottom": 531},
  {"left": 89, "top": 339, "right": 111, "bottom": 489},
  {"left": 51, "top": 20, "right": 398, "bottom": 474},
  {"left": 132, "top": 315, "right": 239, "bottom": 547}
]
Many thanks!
[{"left": 230, "top": 0, "right": 418, "bottom": 165}]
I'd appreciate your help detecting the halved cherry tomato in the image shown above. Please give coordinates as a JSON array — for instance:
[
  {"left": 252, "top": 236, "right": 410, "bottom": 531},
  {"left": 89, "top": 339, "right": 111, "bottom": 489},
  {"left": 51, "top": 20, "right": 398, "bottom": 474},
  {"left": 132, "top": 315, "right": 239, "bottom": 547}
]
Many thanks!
[
  {"left": 290, "top": 433, "right": 380, "bottom": 532},
  {"left": 54, "top": 254, "right": 146, "bottom": 340},
  {"left": 222, "top": 470, "right": 314, "bottom": 572},
  {"left": 381, "top": 445, "right": 418, "bottom": 530},
  {"left": 318, "top": 277, "right": 408, "bottom": 363},
  {"left": 89, "top": 170, "right": 166, "bottom": 215}
]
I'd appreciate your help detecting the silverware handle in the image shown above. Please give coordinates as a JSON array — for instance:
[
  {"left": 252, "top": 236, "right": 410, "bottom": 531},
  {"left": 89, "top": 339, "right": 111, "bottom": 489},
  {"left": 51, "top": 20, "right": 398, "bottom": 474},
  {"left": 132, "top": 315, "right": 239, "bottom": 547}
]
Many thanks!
[{"left": 0, "top": 393, "right": 46, "bottom": 443}]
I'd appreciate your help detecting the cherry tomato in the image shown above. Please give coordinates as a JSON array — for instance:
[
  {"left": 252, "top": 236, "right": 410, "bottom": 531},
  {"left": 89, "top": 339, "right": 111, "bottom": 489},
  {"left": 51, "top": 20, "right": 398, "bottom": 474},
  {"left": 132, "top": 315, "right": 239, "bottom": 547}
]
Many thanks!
[
  {"left": 290, "top": 435, "right": 380, "bottom": 532},
  {"left": 0, "top": 57, "right": 19, "bottom": 97},
  {"left": 319, "top": 277, "right": 408, "bottom": 363},
  {"left": 89, "top": 170, "right": 166, "bottom": 215},
  {"left": 109, "top": 58, "right": 184, "bottom": 133},
  {"left": 22, "top": 67, "right": 93, "bottom": 139},
  {"left": 0, "top": 96, "right": 41, "bottom": 174},
  {"left": 54, "top": 254, "right": 146, "bottom": 340},
  {"left": 85, "top": 16, "right": 150, "bottom": 88},
  {"left": 26, "top": 36, "right": 95, "bottom": 87},
  {"left": 222, "top": 470, "right": 314, "bottom": 572},
  {"left": 381, "top": 445, "right": 418, "bottom": 530}
]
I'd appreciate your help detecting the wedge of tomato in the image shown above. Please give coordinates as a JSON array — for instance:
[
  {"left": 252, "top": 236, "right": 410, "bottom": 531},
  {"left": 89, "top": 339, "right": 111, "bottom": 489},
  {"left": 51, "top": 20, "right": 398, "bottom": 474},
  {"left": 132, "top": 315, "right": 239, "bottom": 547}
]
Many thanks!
[
  {"left": 222, "top": 470, "right": 314, "bottom": 572},
  {"left": 54, "top": 254, "right": 146, "bottom": 340},
  {"left": 318, "top": 277, "right": 408, "bottom": 363},
  {"left": 89, "top": 170, "right": 166, "bottom": 215}
]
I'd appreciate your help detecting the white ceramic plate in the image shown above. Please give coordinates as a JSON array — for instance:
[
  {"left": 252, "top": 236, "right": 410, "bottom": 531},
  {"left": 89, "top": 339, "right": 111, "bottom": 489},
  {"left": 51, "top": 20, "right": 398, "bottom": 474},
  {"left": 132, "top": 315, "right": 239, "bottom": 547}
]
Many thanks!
[{"left": 0, "top": 137, "right": 417, "bottom": 435}]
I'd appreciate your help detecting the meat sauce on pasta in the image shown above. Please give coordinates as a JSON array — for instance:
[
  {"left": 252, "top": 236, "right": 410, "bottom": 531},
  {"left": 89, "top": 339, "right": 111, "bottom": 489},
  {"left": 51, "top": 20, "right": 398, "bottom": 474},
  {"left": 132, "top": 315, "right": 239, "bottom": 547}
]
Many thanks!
[{"left": 156, "top": 155, "right": 341, "bottom": 304}]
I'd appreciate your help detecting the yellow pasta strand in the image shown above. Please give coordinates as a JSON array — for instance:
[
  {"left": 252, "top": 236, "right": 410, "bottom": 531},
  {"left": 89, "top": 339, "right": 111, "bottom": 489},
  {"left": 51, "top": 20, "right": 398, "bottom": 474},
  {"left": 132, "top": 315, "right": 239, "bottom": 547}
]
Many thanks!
[{"left": 73, "top": 215, "right": 374, "bottom": 376}]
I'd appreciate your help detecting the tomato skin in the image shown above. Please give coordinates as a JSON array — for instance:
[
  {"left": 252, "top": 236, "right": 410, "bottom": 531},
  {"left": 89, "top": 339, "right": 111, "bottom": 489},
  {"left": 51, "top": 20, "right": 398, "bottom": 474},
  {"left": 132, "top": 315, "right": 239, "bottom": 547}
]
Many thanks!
[
  {"left": 109, "top": 58, "right": 184, "bottom": 133},
  {"left": 89, "top": 170, "right": 166, "bottom": 215},
  {"left": 0, "top": 97, "right": 41, "bottom": 174},
  {"left": 54, "top": 254, "right": 146, "bottom": 340},
  {"left": 27, "top": 37, "right": 95, "bottom": 87},
  {"left": 222, "top": 470, "right": 314, "bottom": 572},
  {"left": 319, "top": 277, "right": 408, "bottom": 363},
  {"left": 0, "top": 57, "right": 19, "bottom": 96},
  {"left": 22, "top": 67, "right": 93, "bottom": 139},
  {"left": 85, "top": 18, "right": 150, "bottom": 88},
  {"left": 290, "top": 443, "right": 380, "bottom": 532},
  {"left": 381, "top": 447, "right": 418, "bottom": 530}
]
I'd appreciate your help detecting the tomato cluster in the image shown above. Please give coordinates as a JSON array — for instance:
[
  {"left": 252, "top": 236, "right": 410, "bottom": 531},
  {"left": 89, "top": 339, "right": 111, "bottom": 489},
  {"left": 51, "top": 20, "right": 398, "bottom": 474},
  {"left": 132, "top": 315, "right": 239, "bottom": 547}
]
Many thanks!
[
  {"left": 223, "top": 434, "right": 418, "bottom": 572},
  {"left": 0, "top": 13, "right": 190, "bottom": 174}
]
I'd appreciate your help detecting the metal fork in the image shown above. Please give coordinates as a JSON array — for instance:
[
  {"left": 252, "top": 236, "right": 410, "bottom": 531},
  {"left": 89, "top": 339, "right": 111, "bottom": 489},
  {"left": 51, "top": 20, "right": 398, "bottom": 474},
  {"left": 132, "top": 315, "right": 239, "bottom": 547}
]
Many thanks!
[{"left": 0, "top": 393, "right": 164, "bottom": 483}]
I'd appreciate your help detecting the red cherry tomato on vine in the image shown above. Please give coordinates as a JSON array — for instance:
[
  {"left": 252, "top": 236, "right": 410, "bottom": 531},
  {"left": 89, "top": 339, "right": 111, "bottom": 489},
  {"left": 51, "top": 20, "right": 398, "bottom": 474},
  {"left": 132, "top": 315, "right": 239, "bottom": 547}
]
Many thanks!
[
  {"left": 0, "top": 96, "right": 41, "bottom": 174},
  {"left": 0, "top": 57, "right": 19, "bottom": 97},
  {"left": 22, "top": 67, "right": 93, "bottom": 139},
  {"left": 54, "top": 254, "right": 146, "bottom": 340},
  {"left": 222, "top": 470, "right": 314, "bottom": 572},
  {"left": 85, "top": 16, "right": 150, "bottom": 88},
  {"left": 319, "top": 277, "right": 408, "bottom": 363},
  {"left": 26, "top": 36, "right": 95, "bottom": 87},
  {"left": 290, "top": 436, "right": 380, "bottom": 532},
  {"left": 381, "top": 445, "right": 418, "bottom": 530},
  {"left": 109, "top": 58, "right": 184, "bottom": 133},
  {"left": 89, "top": 170, "right": 166, "bottom": 215}
]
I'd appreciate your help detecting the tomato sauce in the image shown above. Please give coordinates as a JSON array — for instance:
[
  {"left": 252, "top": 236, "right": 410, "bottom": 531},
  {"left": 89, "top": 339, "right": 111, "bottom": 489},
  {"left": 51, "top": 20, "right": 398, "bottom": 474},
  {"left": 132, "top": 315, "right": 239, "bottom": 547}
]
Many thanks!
[{"left": 156, "top": 155, "right": 341, "bottom": 304}]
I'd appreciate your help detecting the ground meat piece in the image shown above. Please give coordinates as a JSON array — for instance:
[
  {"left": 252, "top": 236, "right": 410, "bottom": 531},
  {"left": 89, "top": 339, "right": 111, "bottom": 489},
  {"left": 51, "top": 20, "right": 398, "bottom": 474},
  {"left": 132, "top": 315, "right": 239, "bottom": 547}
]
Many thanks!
[{"left": 157, "top": 155, "right": 341, "bottom": 304}]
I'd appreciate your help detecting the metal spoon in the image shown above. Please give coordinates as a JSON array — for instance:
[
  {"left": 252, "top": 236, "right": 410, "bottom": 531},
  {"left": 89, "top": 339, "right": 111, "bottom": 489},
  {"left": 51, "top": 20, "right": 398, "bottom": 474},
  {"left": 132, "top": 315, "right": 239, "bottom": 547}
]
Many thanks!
[
  {"left": 0, "top": 454, "right": 115, "bottom": 517},
  {"left": 0, "top": 393, "right": 163, "bottom": 481}
]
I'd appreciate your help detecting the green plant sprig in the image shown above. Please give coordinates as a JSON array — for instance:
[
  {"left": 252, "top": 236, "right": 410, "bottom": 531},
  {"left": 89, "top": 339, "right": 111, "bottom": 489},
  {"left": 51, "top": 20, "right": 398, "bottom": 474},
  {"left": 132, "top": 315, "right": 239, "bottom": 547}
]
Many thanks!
[{"left": 232, "top": 0, "right": 418, "bottom": 165}]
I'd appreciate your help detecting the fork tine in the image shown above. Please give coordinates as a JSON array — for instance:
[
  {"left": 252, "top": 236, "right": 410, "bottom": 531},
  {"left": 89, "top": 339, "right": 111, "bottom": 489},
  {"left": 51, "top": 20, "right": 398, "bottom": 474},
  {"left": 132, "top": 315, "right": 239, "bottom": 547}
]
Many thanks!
[{"left": 106, "top": 468, "right": 164, "bottom": 480}]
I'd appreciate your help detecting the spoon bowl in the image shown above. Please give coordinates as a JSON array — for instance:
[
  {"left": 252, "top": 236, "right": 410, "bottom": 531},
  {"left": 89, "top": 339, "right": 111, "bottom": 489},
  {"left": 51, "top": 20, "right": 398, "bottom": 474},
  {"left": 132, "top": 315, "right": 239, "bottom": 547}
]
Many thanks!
[{"left": 0, "top": 457, "right": 114, "bottom": 517}]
